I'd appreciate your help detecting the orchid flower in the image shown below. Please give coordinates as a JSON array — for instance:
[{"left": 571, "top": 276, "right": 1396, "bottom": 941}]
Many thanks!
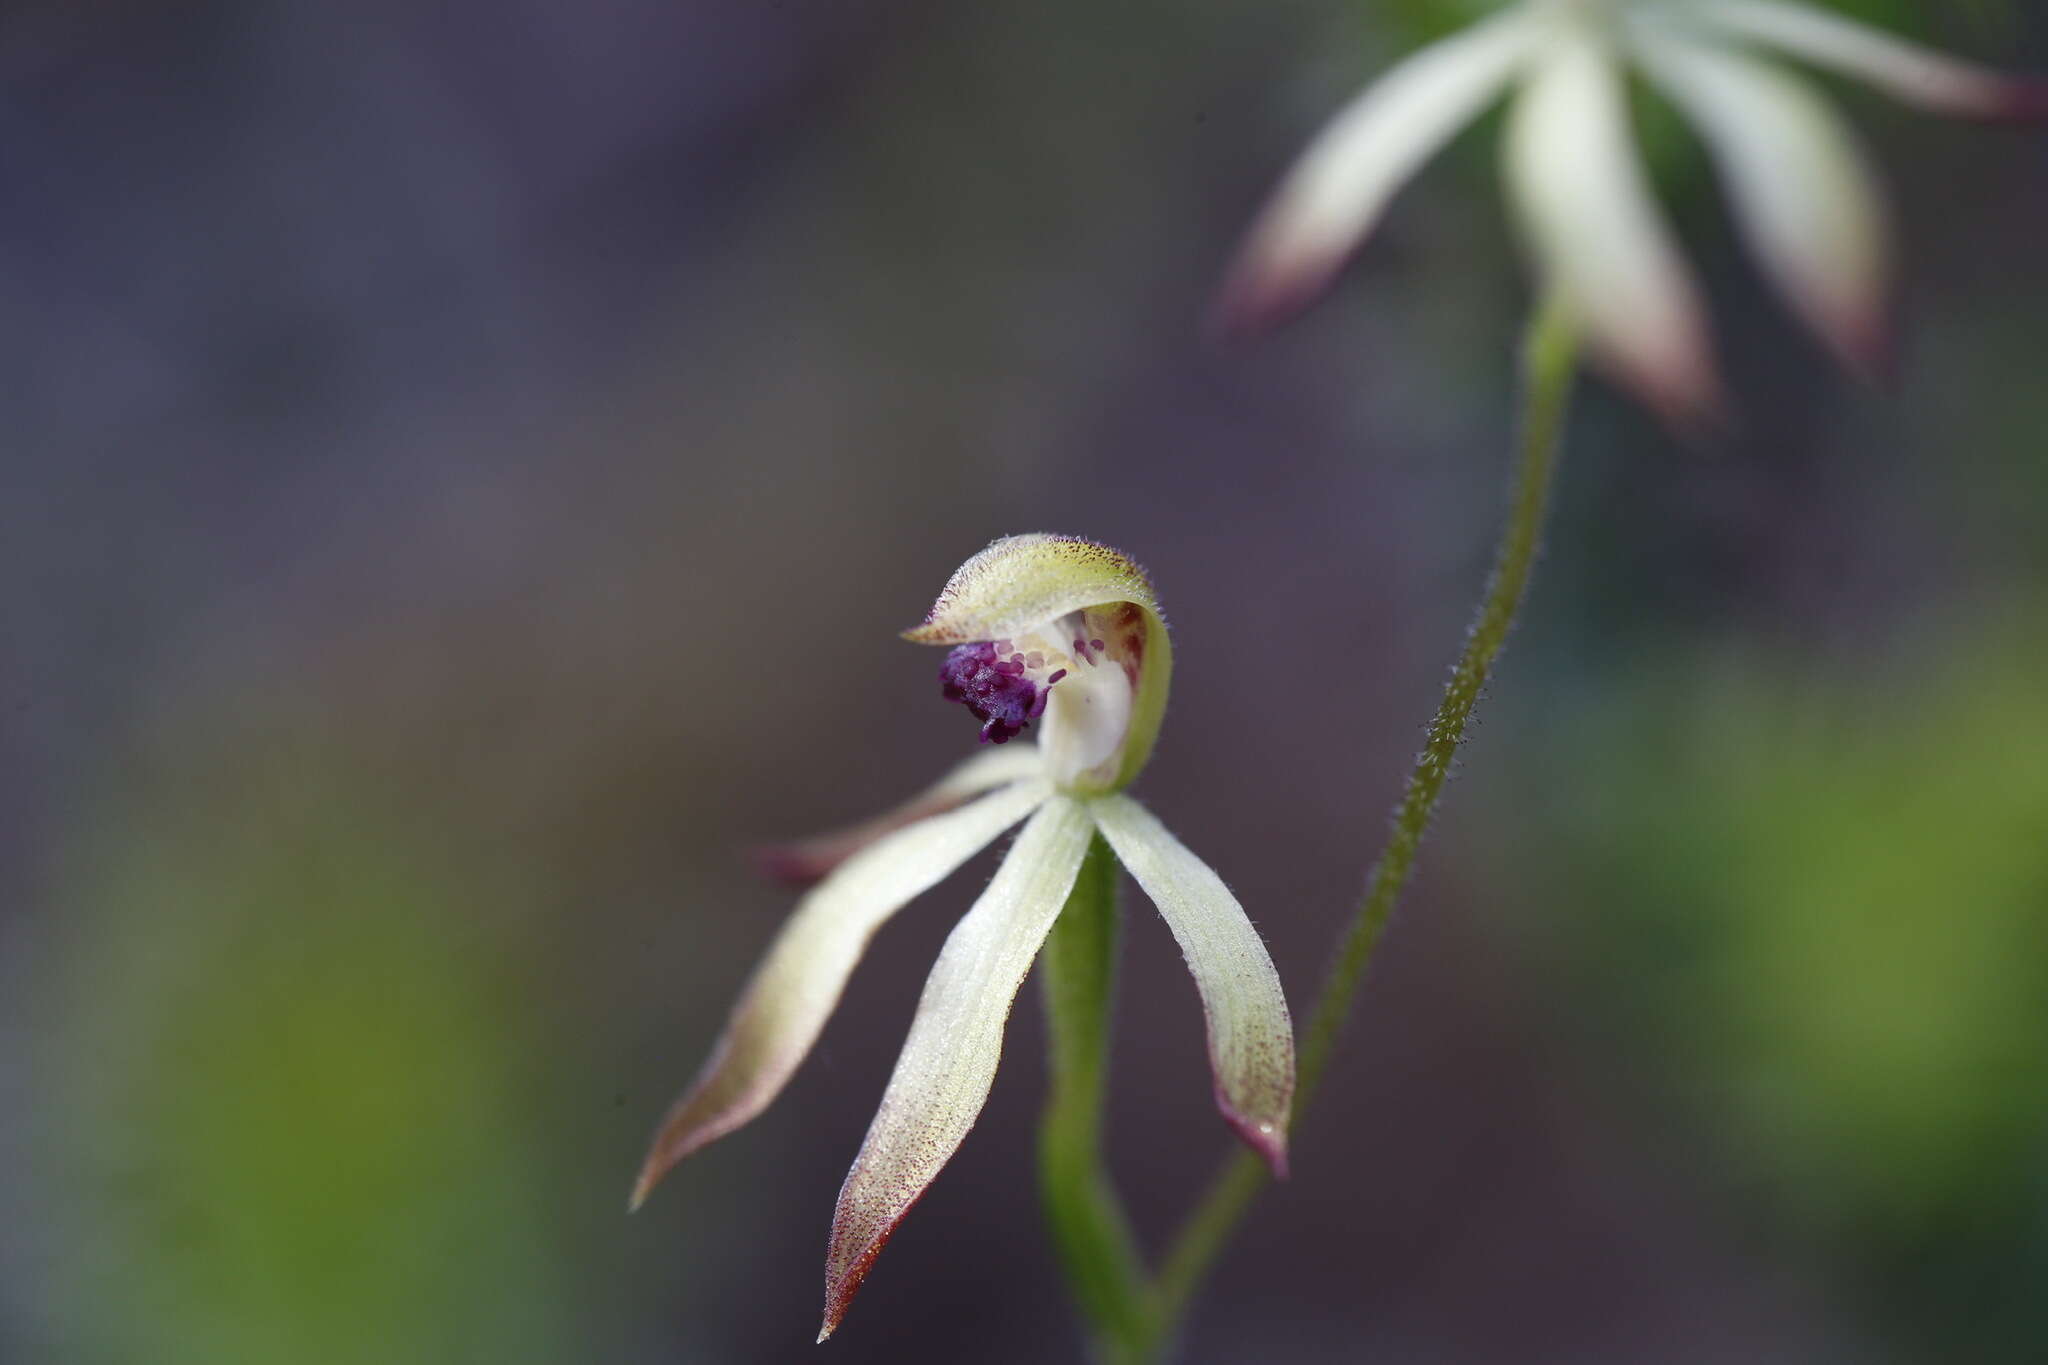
[
  {"left": 630, "top": 534, "right": 1296, "bottom": 1342},
  {"left": 1219, "top": 0, "right": 2047, "bottom": 418}
]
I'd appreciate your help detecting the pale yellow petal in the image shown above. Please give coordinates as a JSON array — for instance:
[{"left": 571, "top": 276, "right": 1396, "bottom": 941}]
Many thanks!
[
  {"left": 819, "top": 795, "right": 1094, "bottom": 1340},
  {"left": 1089, "top": 794, "right": 1296, "bottom": 1176},
  {"left": 630, "top": 779, "right": 1050, "bottom": 1210},
  {"left": 758, "top": 746, "right": 1046, "bottom": 884}
]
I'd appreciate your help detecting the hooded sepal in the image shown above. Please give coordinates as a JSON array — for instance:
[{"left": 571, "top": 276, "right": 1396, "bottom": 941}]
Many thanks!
[{"left": 906, "top": 535, "right": 1172, "bottom": 795}]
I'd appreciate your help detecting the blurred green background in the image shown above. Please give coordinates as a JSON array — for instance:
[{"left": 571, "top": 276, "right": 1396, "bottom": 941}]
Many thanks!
[{"left": 3, "top": 1, "right": 2044, "bottom": 1361}]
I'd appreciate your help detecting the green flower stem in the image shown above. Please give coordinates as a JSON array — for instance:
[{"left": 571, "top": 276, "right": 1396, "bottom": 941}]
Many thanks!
[
  {"left": 1144, "top": 292, "right": 1580, "bottom": 1356},
  {"left": 1039, "top": 832, "right": 1156, "bottom": 1364}
]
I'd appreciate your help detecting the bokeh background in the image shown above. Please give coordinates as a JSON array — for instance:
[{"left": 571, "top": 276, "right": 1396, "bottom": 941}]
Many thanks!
[{"left": 5, "top": 1, "right": 2046, "bottom": 1361}]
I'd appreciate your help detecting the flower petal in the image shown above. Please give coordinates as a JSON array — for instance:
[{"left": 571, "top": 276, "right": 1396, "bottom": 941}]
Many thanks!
[
  {"left": 1633, "top": 28, "right": 1891, "bottom": 380},
  {"left": 630, "top": 778, "right": 1051, "bottom": 1211},
  {"left": 756, "top": 746, "right": 1047, "bottom": 885},
  {"left": 1088, "top": 794, "right": 1295, "bottom": 1178},
  {"left": 1215, "top": 10, "right": 1537, "bottom": 332},
  {"left": 1504, "top": 28, "right": 1719, "bottom": 420},
  {"left": 1672, "top": 0, "right": 2048, "bottom": 120},
  {"left": 819, "top": 795, "right": 1095, "bottom": 1342},
  {"left": 905, "top": 535, "right": 1172, "bottom": 792}
]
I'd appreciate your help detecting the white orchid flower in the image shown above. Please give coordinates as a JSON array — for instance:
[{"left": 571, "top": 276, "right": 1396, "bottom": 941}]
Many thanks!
[
  {"left": 630, "top": 534, "right": 1296, "bottom": 1341},
  {"left": 1220, "top": 0, "right": 2046, "bottom": 418}
]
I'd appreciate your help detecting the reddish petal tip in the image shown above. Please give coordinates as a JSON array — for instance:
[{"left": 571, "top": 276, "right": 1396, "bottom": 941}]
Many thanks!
[
  {"left": 1218, "top": 1093, "right": 1291, "bottom": 1179},
  {"left": 627, "top": 1151, "right": 670, "bottom": 1213},
  {"left": 820, "top": 1195, "right": 915, "bottom": 1346},
  {"left": 752, "top": 841, "right": 836, "bottom": 888},
  {"left": 631, "top": 1096, "right": 741, "bottom": 1214},
  {"left": 1959, "top": 78, "right": 2048, "bottom": 123},
  {"left": 1655, "top": 395, "right": 1736, "bottom": 447},
  {"left": 818, "top": 1240, "right": 888, "bottom": 1346},
  {"left": 1208, "top": 241, "right": 1346, "bottom": 342},
  {"left": 1832, "top": 306, "right": 1898, "bottom": 391},
  {"left": 1603, "top": 349, "right": 1730, "bottom": 443}
]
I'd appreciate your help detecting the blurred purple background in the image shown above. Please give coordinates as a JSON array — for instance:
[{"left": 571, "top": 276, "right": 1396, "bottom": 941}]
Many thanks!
[{"left": 5, "top": 2, "right": 2047, "bottom": 1361}]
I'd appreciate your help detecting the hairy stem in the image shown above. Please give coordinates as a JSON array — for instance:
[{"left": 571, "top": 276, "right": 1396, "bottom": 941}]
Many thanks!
[
  {"left": 1039, "top": 833, "right": 1156, "bottom": 1363},
  {"left": 1145, "top": 294, "right": 1580, "bottom": 1355}
]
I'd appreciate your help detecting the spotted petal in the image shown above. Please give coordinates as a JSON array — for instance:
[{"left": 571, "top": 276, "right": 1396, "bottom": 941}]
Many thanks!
[
  {"left": 1089, "top": 794, "right": 1295, "bottom": 1176},
  {"left": 1673, "top": 0, "right": 2048, "bottom": 120},
  {"left": 1215, "top": 9, "right": 1538, "bottom": 332},
  {"left": 757, "top": 746, "right": 1047, "bottom": 885},
  {"left": 1505, "top": 28, "right": 1718, "bottom": 420},
  {"left": 820, "top": 795, "right": 1094, "bottom": 1341},
  {"left": 630, "top": 778, "right": 1051, "bottom": 1210},
  {"left": 1634, "top": 28, "right": 1890, "bottom": 381}
]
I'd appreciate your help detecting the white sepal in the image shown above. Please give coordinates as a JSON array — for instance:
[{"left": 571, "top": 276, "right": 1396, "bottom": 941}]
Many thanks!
[
  {"left": 1505, "top": 27, "right": 1718, "bottom": 419},
  {"left": 1676, "top": 0, "right": 2047, "bottom": 119},
  {"left": 1218, "top": 10, "right": 1537, "bottom": 331},
  {"left": 1634, "top": 27, "right": 1890, "bottom": 379}
]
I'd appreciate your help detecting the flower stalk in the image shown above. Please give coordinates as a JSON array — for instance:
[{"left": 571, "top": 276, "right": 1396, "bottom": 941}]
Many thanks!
[
  {"left": 1145, "top": 290, "right": 1580, "bottom": 1356},
  {"left": 1037, "top": 833, "right": 1155, "bottom": 1364}
]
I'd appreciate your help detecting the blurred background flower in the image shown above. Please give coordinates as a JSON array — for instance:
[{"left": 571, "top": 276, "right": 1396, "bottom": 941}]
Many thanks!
[
  {"left": 2, "top": 1, "right": 2044, "bottom": 1361},
  {"left": 1220, "top": 0, "right": 2044, "bottom": 416}
]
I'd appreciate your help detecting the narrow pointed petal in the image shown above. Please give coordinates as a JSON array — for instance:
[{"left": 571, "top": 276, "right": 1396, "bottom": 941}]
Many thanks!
[
  {"left": 1505, "top": 31, "right": 1719, "bottom": 420},
  {"left": 630, "top": 778, "right": 1051, "bottom": 1211},
  {"left": 819, "top": 796, "right": 1094, "bottom": 1341},
  {"left": 1088, "top": 795, "right": 1295, "bottom": 1177},
  {"left": 757, "top": 746, "right": 1046, "bottom": 885},
  {"left": 1634, "top": 31, "right": 1891, "bottom": 380},
  {"left": 1676, "top": 0, "right": 2048, "bottom": 119},
  {"left": 1216, "top": 10, "right": 1536, "bottom": 333}
]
